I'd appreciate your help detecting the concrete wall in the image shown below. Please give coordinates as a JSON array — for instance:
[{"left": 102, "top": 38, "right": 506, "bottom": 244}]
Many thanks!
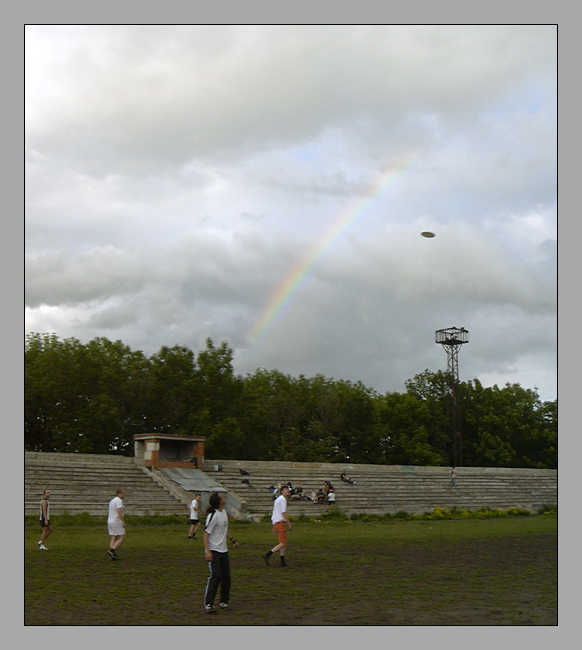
[
  {"left": 206, "top": 459, "right": 557, "bottom": 518},
  {"left": 25, "top": 452, "right": 557, "bottom": 520}
]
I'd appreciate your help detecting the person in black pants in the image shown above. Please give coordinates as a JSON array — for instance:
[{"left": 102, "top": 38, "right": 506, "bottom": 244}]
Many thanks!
[{"left": 203, "top": 492, "right": 239, "bottom": 613}]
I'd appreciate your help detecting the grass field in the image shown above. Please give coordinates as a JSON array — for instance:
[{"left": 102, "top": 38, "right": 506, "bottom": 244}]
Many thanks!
[{"left": 25, "top": 512, "right": 557, "bottom": 626}]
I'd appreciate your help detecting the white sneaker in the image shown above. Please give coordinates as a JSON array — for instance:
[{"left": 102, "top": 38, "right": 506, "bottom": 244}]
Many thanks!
[{"left": 39, "top": 544, "right": 49, "bottom": 550}]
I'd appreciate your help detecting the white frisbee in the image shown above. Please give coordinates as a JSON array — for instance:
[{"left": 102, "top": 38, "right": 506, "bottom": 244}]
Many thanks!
[{"left": 421, "top": 231, "right": 435, "bottom": 238}]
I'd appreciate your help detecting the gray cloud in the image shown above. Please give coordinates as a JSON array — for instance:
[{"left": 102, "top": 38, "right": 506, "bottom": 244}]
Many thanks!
[{"left": 25, "top": 25, "right": 557, "bottom": 401}]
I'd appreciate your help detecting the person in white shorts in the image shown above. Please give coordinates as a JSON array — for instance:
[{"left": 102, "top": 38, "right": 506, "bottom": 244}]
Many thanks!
[{"left": 107, "top": 488, "right": 125, "bottom": 561}]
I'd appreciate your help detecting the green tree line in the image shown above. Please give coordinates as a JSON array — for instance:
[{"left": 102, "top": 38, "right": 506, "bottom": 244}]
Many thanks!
[{"left": 25, "top": 333, "right": 557, "bottom": 468}]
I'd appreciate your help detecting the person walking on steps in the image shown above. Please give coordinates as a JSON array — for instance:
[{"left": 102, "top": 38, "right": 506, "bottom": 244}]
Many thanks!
[
  {"left": 203, "top": 492, "right": 239, "bottom": 614},
  {"left": 262, "top": 484, "right": 292, "bottom": 568},
  {"left": 38, "top": 489, "right": 52, "bottom": 550}
]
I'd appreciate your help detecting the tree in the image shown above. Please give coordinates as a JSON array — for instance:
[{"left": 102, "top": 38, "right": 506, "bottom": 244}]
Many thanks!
[
  {"left": 25, "top": 334, "right": 150, "bottom": 454},
  {"left": 204, "top": 416, "right": 245, "bottom": 459},
  {"left": 238, "top": 369, "right": 307, "bottom": 460},
  {"left": 25, "top": 333, "right": 557, "bottom": 468},
  {"left": 330, "top": 380, "right": 379, "bottom": 464},
  {"left": 147, "top": 345, "right": 199, "bottom": 434},
  {"left": 403, "top": 370, "right": 451, "bottom": 463},
  {"left": 195, "top": 338, "right": 243, "bottom": 429},
  {"left": 461, "top": 380, "right": 556, "bottom": 468},
  {"left": 25, "top": 333, "right": 67, "bottom": 451},
  {"left": 375, "top": 391, "right": 447, "bottom": 466}
]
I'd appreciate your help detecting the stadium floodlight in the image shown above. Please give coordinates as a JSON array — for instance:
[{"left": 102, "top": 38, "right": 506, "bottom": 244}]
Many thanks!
[{"left": 435, "top": 327, "right": 469, "bottom": 467}]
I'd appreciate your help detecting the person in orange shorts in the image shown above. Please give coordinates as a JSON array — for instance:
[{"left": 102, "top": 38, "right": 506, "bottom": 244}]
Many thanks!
[{"left": 262, "top": 484, "right": 292, "bottom": 567}]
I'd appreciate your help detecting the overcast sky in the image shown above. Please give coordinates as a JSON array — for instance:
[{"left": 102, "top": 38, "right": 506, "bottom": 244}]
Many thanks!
[{"left": 24, "top": 25, "right": 557, "bottom": 401}]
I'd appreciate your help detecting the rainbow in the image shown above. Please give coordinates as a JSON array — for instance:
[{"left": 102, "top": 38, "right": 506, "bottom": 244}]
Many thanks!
[{"left": 249, "top": 154, "right": 416, "bottom": 342}]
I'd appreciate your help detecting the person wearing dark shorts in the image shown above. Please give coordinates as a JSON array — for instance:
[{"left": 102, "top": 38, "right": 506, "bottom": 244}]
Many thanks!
[
  {"left": 188, "top": 493, "right": 201, "bottom": 540},
  {"left": 38, "top": 489, "right": 52, "bottom": 550}
]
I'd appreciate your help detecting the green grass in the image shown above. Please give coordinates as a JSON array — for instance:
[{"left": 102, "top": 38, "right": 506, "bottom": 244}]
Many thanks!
[{"left": 25, "top": 512, "right": 557, "bottom": 625}]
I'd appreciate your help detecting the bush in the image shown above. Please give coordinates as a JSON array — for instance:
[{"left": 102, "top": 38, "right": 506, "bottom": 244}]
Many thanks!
[
  {"left": 350, "top": 512, "right": 384, "bottom": 522},
  {"left": 394, "top": 510, "right": 410, "bottom": 519},
  {"left": 431, "top": 507, "right": 451, "bottom": 519},
  {"left": 323, "top": 505, "right": 348, "bottom": 521}
]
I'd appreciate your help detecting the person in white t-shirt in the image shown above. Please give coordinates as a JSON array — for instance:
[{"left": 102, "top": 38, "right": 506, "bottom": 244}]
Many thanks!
[
  {"left": 107, "top": 488, "right": 125, "bottom": 561},
  {"left": 326, "top": 488, "right": 336, "bottom": 509},
  {"left": 203, "top": 492, "right": 239, "bottom": 614},
  {"left": 188, "top": 493, "right": 201, "bottom": 540},
  {"left": 262, "top": 484, "right": 292, "bottom": 567}
]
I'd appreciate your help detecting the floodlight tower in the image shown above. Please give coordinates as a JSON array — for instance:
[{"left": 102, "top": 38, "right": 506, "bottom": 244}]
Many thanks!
[{"left": 435, "top": 327, "right": 469, "bottom": 468}]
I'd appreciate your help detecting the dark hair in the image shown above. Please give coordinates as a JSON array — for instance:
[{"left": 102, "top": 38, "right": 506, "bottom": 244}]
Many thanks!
[{"left": 206, "top": 491, "right": 222, "bottom": 513}]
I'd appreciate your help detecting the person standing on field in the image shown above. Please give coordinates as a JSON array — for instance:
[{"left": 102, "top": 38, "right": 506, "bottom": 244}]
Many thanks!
[
  {"left": 262, "top": 484, "right": 292, "bottom": 567},
  {"left": 38, "top": 489, "right": 52, "bottom": 550},
  {"left": 188, "top": 493, "right": 201, "bottom": 540},
  {"left": 203, "top": 492, "right": 239, "bottom": 614},
  {"left": 107, "top": 488, "right": 126, "bottom": 561}
]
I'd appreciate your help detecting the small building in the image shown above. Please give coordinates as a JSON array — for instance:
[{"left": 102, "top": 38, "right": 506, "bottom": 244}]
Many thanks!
[{"left": 133, "top": 433, "right": 205, "bottom": 469}]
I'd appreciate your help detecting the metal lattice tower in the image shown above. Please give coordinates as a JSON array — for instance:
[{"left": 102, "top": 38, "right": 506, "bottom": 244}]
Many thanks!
[{"left": 435, "top": 327, "right": 469, "bottom": 467}]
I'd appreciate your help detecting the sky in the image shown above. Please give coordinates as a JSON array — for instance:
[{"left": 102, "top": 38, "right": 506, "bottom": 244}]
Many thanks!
[{"left": 24, "top": 25, "right": 557, "bottom": 402}]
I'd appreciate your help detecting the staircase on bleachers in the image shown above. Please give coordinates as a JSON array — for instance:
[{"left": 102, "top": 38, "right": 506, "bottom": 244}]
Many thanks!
[
  {"left": 25, "top": 452, "right": 188, "bottom": 517},
  {"left": 206, "top": 459, "right": 557, "bottom": 518},
  {"left": 25, "top": 452, "right": 557, "bottom": 520}
]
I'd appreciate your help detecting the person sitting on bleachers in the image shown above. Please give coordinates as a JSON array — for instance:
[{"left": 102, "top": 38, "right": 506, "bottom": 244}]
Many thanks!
[
  {"left": 267, "top": 483, "right": 282, "bottom": 499},
  {"left": 326, "top": 488, "right": 336, "bottom": 509},
  {"left": 289, "top": 484, "right": 306, "bottom": 500},
  {"left": 313, "top": 488, "right": 325, "bottom": 503},
  {"left": 323, "top": 480, "right": 334, "bottom": 496},
  {"left": 340, "top": 472, "right": 355, "bottom": 485}
]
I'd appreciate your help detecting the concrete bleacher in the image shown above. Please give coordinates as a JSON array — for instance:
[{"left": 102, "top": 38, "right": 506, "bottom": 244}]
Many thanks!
[
  {"left": 205, "top": 459, "right": 557, "bottom": 518},
  {"left": 25, "top": 452, "right": 188, "bottom": 517},
  {"left": 25, "top": 452, "right": 557, "bottom": 520}
]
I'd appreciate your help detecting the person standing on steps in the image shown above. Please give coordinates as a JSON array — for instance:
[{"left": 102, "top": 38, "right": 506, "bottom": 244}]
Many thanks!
[
  {"left": 262, "top": 484, "right": 292, "bottom": 567},
  {"left": 107, "top": 488, "right": 126, "bottom": 560},
  {"left": 188, "top": 493, "right": 201, "bottom": 540},
  {"left": 38, "top": 489, "right": 52, "bottom": 550},
  {"left": 450, "top": 466, "right": 457, "bottom": 488}
]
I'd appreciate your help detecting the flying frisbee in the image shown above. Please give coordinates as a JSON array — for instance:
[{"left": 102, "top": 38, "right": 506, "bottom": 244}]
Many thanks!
[{"left": 421, "top": 231, "right": 435, "bottom": 238}]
